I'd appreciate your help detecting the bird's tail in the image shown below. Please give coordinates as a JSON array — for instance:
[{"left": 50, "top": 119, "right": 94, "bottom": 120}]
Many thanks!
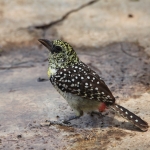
[{"left": 110, "top": 104, "right": 149, "bottom": 131}]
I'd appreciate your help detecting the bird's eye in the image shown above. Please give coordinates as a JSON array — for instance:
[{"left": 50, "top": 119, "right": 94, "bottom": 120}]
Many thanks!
[{"left": 53, "top": 46, "right": 62, "bottom": 53}]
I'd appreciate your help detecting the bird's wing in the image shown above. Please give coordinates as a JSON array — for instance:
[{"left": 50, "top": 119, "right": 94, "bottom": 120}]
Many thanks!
[{"left": 51, "top": 62, "right": 115, "bottom": 104}]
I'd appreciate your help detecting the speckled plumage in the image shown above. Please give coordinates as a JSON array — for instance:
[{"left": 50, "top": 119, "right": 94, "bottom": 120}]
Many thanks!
[
  {"left": 38, "top": 39, "right": 148, "bottom": 131},
  {"left": 50, "top": 61, "right": 115, "bottom": 105}
]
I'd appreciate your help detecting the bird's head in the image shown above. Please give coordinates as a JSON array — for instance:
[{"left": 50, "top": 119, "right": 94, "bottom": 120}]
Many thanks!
[{"left": 38, "top": 39, "right": 79, "bottom": 69}]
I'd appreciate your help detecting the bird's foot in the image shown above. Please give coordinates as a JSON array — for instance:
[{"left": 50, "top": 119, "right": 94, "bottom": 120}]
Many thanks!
[
  {"left": 90, "top": 111, "right": 103, "bottom": 118},
  {"left": 42, "top": 115, "right": 80, "bottom": 127},
  {"left": 63, "top": 115, "right": 81, "bottom": 124}
]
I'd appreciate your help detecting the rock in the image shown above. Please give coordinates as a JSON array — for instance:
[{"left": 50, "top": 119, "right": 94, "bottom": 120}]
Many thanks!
[{"left": 0, "top": 0, "right": 91, "bottom": 46}]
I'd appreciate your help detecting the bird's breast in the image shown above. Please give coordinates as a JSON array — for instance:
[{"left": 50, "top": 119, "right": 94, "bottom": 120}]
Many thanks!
[{"left": 47, "top": 67, "right": 57, "bottom": 78}]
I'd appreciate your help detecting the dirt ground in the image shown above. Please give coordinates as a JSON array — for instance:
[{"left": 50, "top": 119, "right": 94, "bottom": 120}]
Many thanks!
[{"left": 0, "top": 0, "right": 150, "bottom": 150}]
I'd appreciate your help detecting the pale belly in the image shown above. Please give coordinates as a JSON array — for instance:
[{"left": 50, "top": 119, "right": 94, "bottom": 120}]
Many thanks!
[{"left": 54, "top": 84, "right": 101, "bottom": 115}]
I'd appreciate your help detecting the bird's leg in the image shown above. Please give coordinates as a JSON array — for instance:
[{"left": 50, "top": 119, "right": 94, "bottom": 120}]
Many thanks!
[
  {"left": 90, "top": 111, "right": 103, "bottom": 117},
  {"left": 45, "top": 116, "right": 80, "bottom": 126},
  {"left": 63, "top": 115, "right": 81, "bottom": 124},
  {"left": 45, "top": 110, "right": 83, "bottom": 126},
  {"left": 63, "top": 110, "right": 83, "bottom": 124}
]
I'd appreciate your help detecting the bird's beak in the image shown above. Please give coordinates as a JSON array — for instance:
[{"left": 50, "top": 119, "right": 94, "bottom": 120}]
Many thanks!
[{"left": 38, "top": 39, "right": 53, "bottom": 51}]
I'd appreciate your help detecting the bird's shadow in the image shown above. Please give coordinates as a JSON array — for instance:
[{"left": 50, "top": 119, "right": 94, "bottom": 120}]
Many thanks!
[{"left": 62, "top": 113, "right": 143, "bottom": 132}]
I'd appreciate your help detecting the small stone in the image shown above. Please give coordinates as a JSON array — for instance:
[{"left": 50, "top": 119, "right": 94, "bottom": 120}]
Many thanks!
[
  {"left": 40, "top": 122, "right": 50, "bottom": 126},
  {"left": 17, "top": 135, "right": 22, "bottom": 138}
]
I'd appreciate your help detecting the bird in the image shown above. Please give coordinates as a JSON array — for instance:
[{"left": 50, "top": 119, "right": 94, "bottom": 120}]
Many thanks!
[{"left": 38, "top": 39, "right": 149, "bottom": 131}]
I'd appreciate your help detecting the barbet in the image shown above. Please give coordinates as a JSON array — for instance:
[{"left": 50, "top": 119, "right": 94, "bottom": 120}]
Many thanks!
[{"left": 38, "top": 39, "right": 148, "bottom": 131}]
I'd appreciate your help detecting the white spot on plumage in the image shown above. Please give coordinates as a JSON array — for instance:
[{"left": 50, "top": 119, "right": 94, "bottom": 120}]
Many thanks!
[
  {"left": 125, "top": 112, "right": 128, "bottom": 114},
  {"left": 84, "top": 94, "right": 87, "bottom": 97},
  {"left": 97, "top": 81, "right": 99, "bottom": 84},
  {"left": 120, "top": 108, "right": 123, "bottom": 111},
  {"left": 115, "top": 105, "right": 118, "bottom": 108},
  {"left": 95, "top": 87, "right": 98, "bottom": 90},
  {"left": 64, "top": 69, "right": 66, "bottom": 71},
  {"left": 81, "top": 77, "right": 84, "bottom": 79},
  {"left": 87, "top": 76, "right": 90, "bottom": 79},
  {"left": 130, "top": 116, "right": 133, "bottom": 118},
  {"left": 74, "top": 70, "right": 76, "bottom": 72},
  {"left": 135, "top": 119, "right": 138, "bottom": 122},
  {"left": 85, "top": 83, "right": 88, "bottom": 85},
  {"left": 71, "top": 84, "right": 74, "bottom": 87}
]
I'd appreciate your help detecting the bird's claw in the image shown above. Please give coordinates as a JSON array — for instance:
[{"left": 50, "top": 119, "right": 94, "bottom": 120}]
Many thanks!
[
  {"left": 62, "top": 120, "right": 71, "bottom": 125},
  {"left": 90, "top": 111, "right": 103, "bottom": 118}
]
